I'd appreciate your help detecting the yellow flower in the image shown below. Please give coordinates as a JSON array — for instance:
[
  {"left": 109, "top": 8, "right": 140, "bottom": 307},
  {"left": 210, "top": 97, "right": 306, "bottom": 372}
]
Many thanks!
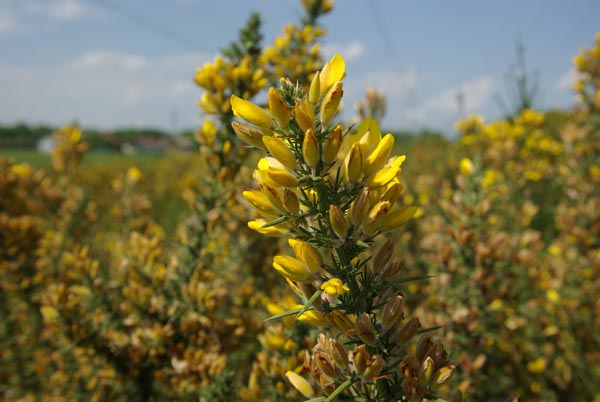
[
  {"left": 230, "top": 95, "right": 272, "bottom": 128},
  {"left": 321, "top": 278, "right": 350, "bottom": 297},
  {"left": 248, "top": 219, "right": 288, "bottom": 237},
  {"left": 364, "top": 133, "right": 394, "bottom": 176},
  {"left": 526, "top": 358, "right": 547, "bottom": 374},
  {"left": 126, "top": 166, "right": 142, "bottom": 184},
  {"left": 320, "top": 81, "right": 343, "bottom": 126},
  {"left": 288, "top": 239, "right": 323, "bottom": 273},
  {"left": 285, "top": 370, "right": 314, "bottom": 398},
  {"left": 459, "top": 158, "right": 474, "bottom": 177},
  {"left": 262, "top": 136, "right": 296, "bottom": 170},
  {"left": 297, "top": 308, "right": 328, "bottom": 326},
  {"left": 319, "top": 53, "right": 345, "bottom": 96},
  {"left": 273, "top": 255, "right": 312, "bottom": 282},
  {"left": 268, "top": 87, "right": 291, "bottom": 129}
]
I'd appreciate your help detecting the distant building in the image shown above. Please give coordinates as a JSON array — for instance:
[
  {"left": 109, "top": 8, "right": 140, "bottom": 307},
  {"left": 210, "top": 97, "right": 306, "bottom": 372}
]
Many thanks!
[{"left": 37, "top": 135, "right": 56, "bottom": 153}]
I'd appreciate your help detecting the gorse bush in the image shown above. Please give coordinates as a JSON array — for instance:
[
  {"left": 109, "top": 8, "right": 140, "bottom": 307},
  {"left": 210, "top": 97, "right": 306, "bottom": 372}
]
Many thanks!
[{"left": 1, "top": 2, "right": 599, "bottom": 401}]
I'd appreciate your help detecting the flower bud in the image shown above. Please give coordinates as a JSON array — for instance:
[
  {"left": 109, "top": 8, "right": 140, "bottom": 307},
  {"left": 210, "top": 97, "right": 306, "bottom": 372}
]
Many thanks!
[
  {"left": 416, "top": 334, "right": 433, "bottom": 363},
  {"left": 326, "top": 310, "right": 354, "bottom": 333},
  {"left": 320, "top": 81, "right": 343, "bottom": 126},
  {"left": 232, "top": 121, "right": 265, "bottom": 149},
  {"left": 356, "top": 313, "right": 377, "bottom": 346},
  {"left": 418, "top": 356, "right": 434, "bottom": 387},
  {"left": 323, "top": 125, "right": 342, "bottom": 164},
  {"left": 314, "top": 351, "right": 337, "bottom": 378},
  {"left": 294, "top": 97, "right": 315, "bottom": 133},
  {"left": 260, "top": 184, "right": 286, "bottom": 213},
  {"left": 329, "top": 205, "right": 348, "bottom": 239},
  {"left": 309, "top": 71, "right": 321, "bottom": 104},
  {"left": 344, "top": 143, "right": 364, "bottom": 183},
  {"left": 350, "top": 344, "right": 368, "bottom": 375},
  {"left": 327, "top": 338, "right": 349, "bottom": 370},
  {"left": 381, "top": 293, "right": 405, "bottom": 332},
  {"left": 431, "top": 364, "right": 456, "bottom": 387},
  {"left": 372, "top": 238, "right": 394, "bottom": 272},
  {"left": 283, "top": 188, "right": 300, "bottom": 214},
  {"left": 302, "top": 128, "right": 319, "bottom": 169},
  {"left": 364, "top": 201, "right": 391, "bottom": 233},
  {"left": 392, "top": 317, "right": 421, "bottom": 345},
  {"left": 349, "top": 188, "right": 370, "bottom": 227},
  {"left": 268, "top": 87, "right": 290, "bottom": 129},
  {"left": 362, "top": 354, "right": 384, "bottom": 383}
]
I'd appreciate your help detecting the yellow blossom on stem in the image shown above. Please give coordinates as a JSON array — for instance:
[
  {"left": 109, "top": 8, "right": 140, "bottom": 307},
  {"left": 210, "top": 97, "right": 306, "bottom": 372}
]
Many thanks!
[
  {"left": 320, "top": 278, "right": 350, "bottom": 297},
  {"left": 231, "top": 95, "right": 273, "bottom": 129}
]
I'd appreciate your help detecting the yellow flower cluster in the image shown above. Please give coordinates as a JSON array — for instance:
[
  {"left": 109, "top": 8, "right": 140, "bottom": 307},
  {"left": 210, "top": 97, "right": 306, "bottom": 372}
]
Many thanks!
[
  {"left": 195, "top": 55, "right": 267, "bottom": 115},
  {"left": 261, "top": 23, "right": 325, "bottom": 87},
  {"left": 232, "top": 53, "right": 454, "bottom": 401},
  {"left": 572, "top": 32, "right": 600, "bottom": 110}
]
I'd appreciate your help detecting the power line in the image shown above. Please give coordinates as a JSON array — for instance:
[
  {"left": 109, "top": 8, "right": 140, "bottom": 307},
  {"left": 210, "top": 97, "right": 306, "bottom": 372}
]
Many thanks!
[
  {"left": 91, "top": 0, "right": 207, "bottom": 51},
  {"left": 365, "top": 0, "right": 399, "bottom": 68}
]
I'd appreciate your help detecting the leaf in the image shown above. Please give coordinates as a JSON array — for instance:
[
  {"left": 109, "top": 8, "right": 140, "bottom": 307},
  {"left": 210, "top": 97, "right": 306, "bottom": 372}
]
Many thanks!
[
  {"left": 263, "top": 307, "right": 306, "bottom": 322},
  {"left": 261, "top": 215, "right": 289, "bottom": 228},
  {"left": 417, "top": 325, "right": 444, "bottom": 335},
  {"left": 295, "top": 289, "right": 323, "bottom": 321}
]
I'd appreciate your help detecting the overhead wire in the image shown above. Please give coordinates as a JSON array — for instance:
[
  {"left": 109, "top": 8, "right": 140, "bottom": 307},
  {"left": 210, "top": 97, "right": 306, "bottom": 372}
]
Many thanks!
[{"left": 91, "top": 0, "right": 207, "bottom": 51}]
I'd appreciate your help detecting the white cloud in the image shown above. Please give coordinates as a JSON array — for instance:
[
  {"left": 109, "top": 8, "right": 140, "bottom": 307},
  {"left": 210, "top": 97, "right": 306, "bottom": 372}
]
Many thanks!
[
  {"left": 168, "top": 80, "right": 196, "bottom": 97},
  {"left": 69, "top": 51, "right": 148, "bottom": 71},
  {"left": 23, "top": 0, "right": 91, "bottom": 21},
  {"left": 425, "top": 77, "right": 496, "bottom": 113},
  {"left": 398, "top": 77, "right": 496, "bottom": 131},
  {"left": 364, "top": 69, "right": 424, "bottom": 96},
  {"left": 0, "top": 49, "right": 213, "bottom": 130},
  {"left": 122, "top": 86, "right": 145, "bottom": 106},
  {"left": 322, "top": 41, "right": 366, "bottom": 61},
  {"left": 555, "top": 69, "right": 577, "bottom": 92}
]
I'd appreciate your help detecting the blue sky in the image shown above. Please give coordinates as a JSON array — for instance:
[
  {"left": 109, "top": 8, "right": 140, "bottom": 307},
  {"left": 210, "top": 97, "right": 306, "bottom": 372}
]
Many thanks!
[{"left": 0, "top": 0, "right": 598, "bottom": 134}]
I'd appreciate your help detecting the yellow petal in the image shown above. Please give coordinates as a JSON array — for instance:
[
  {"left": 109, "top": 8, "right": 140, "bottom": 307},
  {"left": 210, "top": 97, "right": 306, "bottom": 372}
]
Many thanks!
[
  {"left": 365, "top": 133, "right": 394, "bottom": 176},
  {"left": 379, "top": 206, "right": 419, "bottom": 232},
  {"left": 273, "top": 255, "right": 311, "bottom": 282},
  {"left": 263, "top": 136, "right": 296, "bottom": 170},
  {"left": 366, "top": 155, "right": 406, "bottom": 187},
  {"left": 248, "top": 219, "right": 288, "bottom": 236},
  {"left": 230, "top": 95, "right": 272, "bottom": 128},
  {"left": 320, "top": 81, "right": 343, "bottom": 126},
  {"left": 285, "top": 371, "right": 314, "bottom": 398},
  {"left": 268, "top": 87, "right": 291, "bottom": 129}
]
